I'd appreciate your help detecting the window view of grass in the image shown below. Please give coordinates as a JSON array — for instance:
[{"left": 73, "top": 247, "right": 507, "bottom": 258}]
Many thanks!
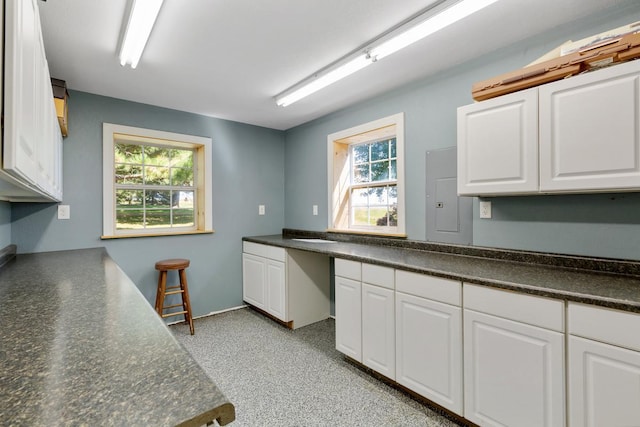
[{"left": 114, "top": 142, "right": 195, "bottom": 231}]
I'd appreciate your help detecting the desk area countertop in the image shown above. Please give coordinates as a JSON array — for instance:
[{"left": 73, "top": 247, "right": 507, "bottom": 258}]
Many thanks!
[
  {"left": 244, "top": 231, "right": 640, "bottom": 314},
  {"left": 0, "top": 248, "right": 234, "bottom": 426}
]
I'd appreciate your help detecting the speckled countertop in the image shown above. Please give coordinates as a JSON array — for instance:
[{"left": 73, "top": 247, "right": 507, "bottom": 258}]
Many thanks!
[
  {"left": 244, "top": 232, "right": 640, "bottom": 313},
  {"left": 0, "top": 248, "right": 235, "bottom": 426}
]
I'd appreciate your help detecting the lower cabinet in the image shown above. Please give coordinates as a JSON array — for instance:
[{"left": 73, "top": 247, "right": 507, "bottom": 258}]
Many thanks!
[
  {"left": 568, "top": 302, "right": 640, "bottom": 426},
  {"left": 463, "top": 284, "right": 565, "bottom": 427},
  {"left": 361, "top": 263, "right": 395, "bottom": 379},
  {"left": 335, "top": 273, "right": 362, "bottom": 361},
  {"left": 242, "top": 241, "right": 330, "bottom": 329},
  {"left": 395, "top": 270, "right": 462, "bottom": 414}
]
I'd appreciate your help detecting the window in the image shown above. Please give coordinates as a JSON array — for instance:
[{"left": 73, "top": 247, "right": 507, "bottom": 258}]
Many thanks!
[
  {"left": 327, "top": 113, "right": 405, "bottom": 236},
  {"left": 102, "top": 123, "right": 213, "bottom": 238}
]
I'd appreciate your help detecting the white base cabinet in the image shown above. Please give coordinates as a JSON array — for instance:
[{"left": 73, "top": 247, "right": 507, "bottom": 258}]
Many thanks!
[
  {"left": 463, "top": 284, "right": 565, "bottom": 427},
  {"left": 335, "top": 274, "right": 362, "bottom": 361},
  {"left": 242, "top": 242, "right": 329, "bottom": 329},
  {"left": 568, "top": 302, "right": 640, "bottom": 427},
  {"left": 395, "top": 271, "right": 462, "bottom": 414}
]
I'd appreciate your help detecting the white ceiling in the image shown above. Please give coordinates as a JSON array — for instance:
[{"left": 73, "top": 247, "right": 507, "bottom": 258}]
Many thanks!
[{"left": 38, "top": 0, "right": 632, "bottom": 131}]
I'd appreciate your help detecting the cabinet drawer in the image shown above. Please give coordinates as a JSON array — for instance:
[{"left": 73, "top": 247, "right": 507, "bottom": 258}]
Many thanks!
[
  {"left": 362, "top": 263, "right": 394, "bottom": 289},
  {"left": 243, "top": 242, "right": 286, "bottom": 262},
  {"left": 464, "top": 283, "right": 564, "bottom": 332},
  {"left": 569, "top": 303, "right": 640, "bottom": 352},
  {"left": 396, "top": 270, "right": 460, "bottom": 306},
  {"left": 335, "top": 258, "right": 361, "bottom": 281}
]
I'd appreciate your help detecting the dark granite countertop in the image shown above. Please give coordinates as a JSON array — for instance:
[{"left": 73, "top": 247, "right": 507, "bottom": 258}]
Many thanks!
[
  {"left": 0, "top": 248, "right": 235, "bottom": 426},
  {"left": 244, "top": 234, "right": 640, "bottom": 314}
]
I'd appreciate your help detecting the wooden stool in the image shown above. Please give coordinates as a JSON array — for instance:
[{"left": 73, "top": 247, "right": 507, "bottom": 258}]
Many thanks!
[{"left": 155, "top": 258, "right": 194, "bottom": 335}]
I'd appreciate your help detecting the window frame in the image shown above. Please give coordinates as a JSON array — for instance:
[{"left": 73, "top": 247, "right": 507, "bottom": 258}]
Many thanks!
[
  {"left": 102, "top": 123, "right": 213, "bottom": 239},
  {"left": 327, "top": 113, "right": 406, "bottom": 236}
]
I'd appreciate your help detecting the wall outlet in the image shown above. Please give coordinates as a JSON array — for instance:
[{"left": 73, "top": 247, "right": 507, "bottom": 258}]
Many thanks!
[
  {"left": 313, "top": 205, "right": 318, "bottom": 216},
  {"left": 258, "top": 205, "right": 265, "bottom": 215},
  {"left": 58, "top": 205, "right": 70, "bottom": 220},
  {"left": 479, "top": 201, "right": 492, "bottom": 219}
]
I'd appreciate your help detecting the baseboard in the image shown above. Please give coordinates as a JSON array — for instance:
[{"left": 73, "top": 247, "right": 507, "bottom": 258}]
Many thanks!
[{"left": 167, "top": 304, "right": 248, "bottom": 325}]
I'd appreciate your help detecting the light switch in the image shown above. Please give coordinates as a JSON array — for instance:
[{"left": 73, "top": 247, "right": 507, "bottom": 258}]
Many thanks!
[
  {"left": 258, "top": 205, "right": 265, "bottom": 215},
  {"left": 313, "top": 205, "right": 318, "bottom": 216},
  {"left": 58, "top": 205, "right": 70, "bottom": 220}
]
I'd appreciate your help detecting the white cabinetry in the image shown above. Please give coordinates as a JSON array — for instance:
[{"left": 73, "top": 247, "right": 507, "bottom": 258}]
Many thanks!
[
  {"left": 361, "top": 264, "right": 395, "bottom": 379},
  {"left": 568, "top": 303, "right": 640, "bottom": 426},
  {"left": 1, "top": 0, "right": 63, "bottom": 202},
  {"left": 539, "top": 60, "right": 640, "bottom": 192},
  {"left": 457, "top": 88, "right": 538, "bottom": 195},
  {"left": 242, "top": 242, "right": 330, "bottom": 329},
  {"left": 335, "top": 259, "right": 362, "bottom": 361},
  {"left": 335, "top": 260, "right": 395, "bottom": 379},
  {"left": 458, "top": 60, "right": 640, "bottom": 196},
  {"left": 395, "top": 270, "right": 462, "bottom": 414},
  {"left": 463, "top": 284, "right": 565, "bottom": 427}
]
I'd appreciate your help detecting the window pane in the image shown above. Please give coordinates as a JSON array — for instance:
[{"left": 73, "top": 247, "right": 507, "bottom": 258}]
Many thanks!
[
  {"left": 173, "top": 209, "right": 194, "bottom": 227},
  {"left": 390, "top": 159, "right": 397, "bottom": 180},
  {"left": 170, "top": 149, "right": 193, "bottom": 168},
  {"left": 353, "top": 144, "right": 369, "bottom": 164},
  {"left": 115, "top": 143, "right": 142, "bottom": 164},
  {"left": 353, "top": 164, "right": 370, "bottom": 183},
  {"left": 171, "top": 167, "right": 193, "bottom": 186},
  {"left": 144, "top": 166, "right": 170, "bottom": 185},
  {"left": 371, "top": 140, "right": 389, "bottom": 161},
  {"left": 145, "top": 209, "right": 171, "bottom": 228},
  {"left": 389, "top": 185, "right": 398, "bottom": 203},
  {"left": 352, "top": 207, "right": 371, "bottom": 226},
  {"left": 351, "top": 188, "right": 369, "bottom": 206},
  {"left": 369, "top": 186, "right": 388, "bottom": 204},
  {"left": 371, "top": 161, "right": 389, "bottom": 182},
  {"left": 116, "top": 209, "right": 144, "bottom": 230},
  {"left": 390, "top": 138, "right": 396, "bottom": 158},
  {"left": 375, "top": 208, "right": 390, "bottom": 226},
  {"left": 116, "top": 190, "right": 143, "bottom": 209},
  {"left": 173, "top": 191, "right": 194, "bottom": 208},
  {"left": 146, "top": 190, "right": 171, "bottom": 207},
  {"left": 144, "top": 146, "right": 171, "bottom": 166},
  {"left": 115, "top": 164, "right": 143, "bottom": 185}
]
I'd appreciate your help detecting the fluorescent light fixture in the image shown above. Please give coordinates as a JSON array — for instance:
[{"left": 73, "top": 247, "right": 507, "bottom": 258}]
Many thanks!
[
  {"left": 369, "top": 0, "right": 500, "bottom": 61},
  {"left": 275, "top": 55, "right": 372, "bottom": 107},
  {"left": 275, "top": 0, "right": 499, "bottom": 106},
  {"left": 119, "top": 0, "right": 164, "bottom": 69}
]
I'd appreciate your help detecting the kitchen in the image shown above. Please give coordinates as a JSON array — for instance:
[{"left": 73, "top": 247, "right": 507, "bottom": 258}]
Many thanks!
[{"left": 2, "top": 0, "right": 640, "bottom": 426}]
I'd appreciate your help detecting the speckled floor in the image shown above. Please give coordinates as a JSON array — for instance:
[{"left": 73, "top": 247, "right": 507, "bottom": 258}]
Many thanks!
[{"left": 172, "top": 308, "right": 461, "bottom": 427}]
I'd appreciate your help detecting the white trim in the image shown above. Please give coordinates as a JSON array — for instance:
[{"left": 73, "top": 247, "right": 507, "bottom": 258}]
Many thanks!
[
  {"left": 102, "top": 123, "right": 213, "bottom": 237},
  {"left": 327, "top": 113, "right": 406, "bottom": 235}
]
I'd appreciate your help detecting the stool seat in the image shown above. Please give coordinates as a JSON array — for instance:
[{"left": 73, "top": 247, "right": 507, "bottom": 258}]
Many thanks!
[
  {"left": 155, "top": 258, "right": 190, "bottom": 270},
  {"left": 154, "top": 258, "right": 194, "bottom": 335}
]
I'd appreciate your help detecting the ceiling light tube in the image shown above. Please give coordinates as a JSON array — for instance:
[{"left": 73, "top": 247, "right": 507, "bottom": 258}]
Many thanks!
[
  {"left": 275, "top": 0, "right": 499, "bottom": 107},
  {"left": 275, "top": 54, "right": 372, "bottom": 107},
  {"left": 119, "top": 0, "right": 164, "bottom": 69},
  {"left": 370, "top": 0, "right": 499, "bottom": 61}
]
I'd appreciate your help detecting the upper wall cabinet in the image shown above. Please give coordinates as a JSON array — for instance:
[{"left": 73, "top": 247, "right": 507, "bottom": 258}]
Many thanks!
[
  {"left": 539, "top": 60, "right": 640, "bottom": 192},
  {"left": 457, "top": 88, "right": 538, "bottom": 195},
  {"left": 1, "top": 0, "right": 63, "bottom": 202},
  {"left": 458, "top": 59, "right": 640, "bottom": 196}
]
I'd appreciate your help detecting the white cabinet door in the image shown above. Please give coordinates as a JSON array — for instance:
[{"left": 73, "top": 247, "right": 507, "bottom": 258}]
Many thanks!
[
  {"left": 464, "top": 309, "right": 565, "bottom": 427},
  {"left": 242, "top": 253, "right": 266, "bottom": 310},
  {"left": 457, "top": 88, "right": 538, "bottom": 195},
  {"left": 266, "top": 259, "right": 286, "bottom": 321},
  {"left": 4, "top": 0, "right": 40, "bottom": 185},
  {"left": 362, "top": 283, "right": 395, "bottom": 379},
  {"left": 569, "top": 335, "right": 640, "bottom": 427},
  {"left": 540, "top": 60, "right": 640, "bottom": 192},
  {"left": 396, "top": 292, "right": 462, "bottom": 414},
  {"left": 335, "top": 276, "right": 362, "bottom": 362}
]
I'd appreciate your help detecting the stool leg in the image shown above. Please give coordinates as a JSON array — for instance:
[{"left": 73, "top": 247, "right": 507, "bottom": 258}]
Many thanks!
[
  {"left": 179, "top": 268, "right": 194, "bottom": 335},
  {"left": 155, "top": 270, "right": 167, "bottom": 316}
]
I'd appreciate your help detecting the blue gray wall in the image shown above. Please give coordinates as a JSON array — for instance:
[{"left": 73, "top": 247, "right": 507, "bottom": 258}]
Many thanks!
[
  {"left": 284, "top": 3, "right": 640, "bottom": 261},
  {"left": 0, "top": 202, "right": 11, "bottom": 247},
  {"left": 11, "top": 91, "right": 285, "bottom": 316}
]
